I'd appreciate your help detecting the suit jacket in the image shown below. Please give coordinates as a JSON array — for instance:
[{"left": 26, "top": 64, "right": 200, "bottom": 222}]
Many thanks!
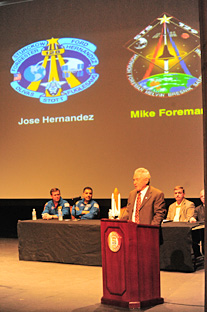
[
  {"left": 166, "top": 199, "right": 195, "bottom": 222},
  {"left": 121, "top": 186, "right": 166, "bottom": 226},
  {"left": 193, "top": 204, "right": 205, "bottom": 221}
]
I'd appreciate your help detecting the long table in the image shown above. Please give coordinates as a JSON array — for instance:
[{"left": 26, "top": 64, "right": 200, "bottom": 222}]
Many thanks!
[
  {"left": 17, "top": 219, "right": 102, "bottom": 266},
  {"left": 17, "top": 219, "right": 204, "bottom": 271},
  {"left": 160, "top": 221, "right": 204, "bottom": 272}
]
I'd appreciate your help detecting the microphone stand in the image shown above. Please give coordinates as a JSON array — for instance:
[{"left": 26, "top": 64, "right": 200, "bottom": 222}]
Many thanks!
[{"left": 72, "top": 196, "right": 81, "bottom": 221}]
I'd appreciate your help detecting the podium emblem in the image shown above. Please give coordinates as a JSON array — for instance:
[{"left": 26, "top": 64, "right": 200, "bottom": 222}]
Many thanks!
[{"left": 108, "top": 231, "right": 122, "bottom": 252}]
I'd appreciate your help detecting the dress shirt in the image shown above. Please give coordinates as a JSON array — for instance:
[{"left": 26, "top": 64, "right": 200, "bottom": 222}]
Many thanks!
[
  {"left": 173, "top": 200, "right": 184, "bottom": 221},
  {"left": 132, "top": 186, "right": 149, "bottom": 222}
]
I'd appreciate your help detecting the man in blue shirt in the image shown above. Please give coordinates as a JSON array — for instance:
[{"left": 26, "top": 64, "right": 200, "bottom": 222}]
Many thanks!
[
  {"left": 72, "top": 187, "right": 99, "bottom": 219},
  {"left": 42, "top": 188, "right": 70, "bottom": 219}
]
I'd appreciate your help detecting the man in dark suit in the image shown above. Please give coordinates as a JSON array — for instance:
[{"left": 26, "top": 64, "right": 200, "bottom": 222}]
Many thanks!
[
  {"left": 120, "top": 168, "right": 166, "bottom": 225},
  {"left": 190, "top": 189, "right": 205, "bottom": 222},
  {"left": 190, "top": 189, "right": 204, "bottom": 255}
]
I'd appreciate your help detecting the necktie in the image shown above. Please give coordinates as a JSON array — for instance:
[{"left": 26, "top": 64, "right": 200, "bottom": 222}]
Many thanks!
[{"left": 135, "top": 192, "right": 141, "bottom": 223}]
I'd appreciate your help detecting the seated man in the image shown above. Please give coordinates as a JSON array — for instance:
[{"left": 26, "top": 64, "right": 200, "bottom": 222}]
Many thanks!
[
  {"left": 166, "top": 186, "right": 195, "bottom": 222},
  {"left": 190, "top": 189, "right": 205, "bottom": 256},
  {"left": 190, "top": 189, "right": 205, "bottom": 222},
  {"left": 42, "top": 188, "right": 70, "bottom": 220},
  {"left": 72, "top": 187, "right": 99, "bottom": 219}
]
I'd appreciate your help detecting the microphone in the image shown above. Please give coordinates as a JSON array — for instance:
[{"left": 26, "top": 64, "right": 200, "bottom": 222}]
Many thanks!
[{"left": 71, "top": 196, "right": 81, "bottom": 221}]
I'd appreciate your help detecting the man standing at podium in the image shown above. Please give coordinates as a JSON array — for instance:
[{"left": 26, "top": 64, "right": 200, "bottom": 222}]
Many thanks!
[{"left": 121, "top": 168, "right": 166, "bottom": 225}]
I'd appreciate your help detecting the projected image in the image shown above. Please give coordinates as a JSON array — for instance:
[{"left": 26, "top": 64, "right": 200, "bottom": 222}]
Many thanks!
[
  {"left": 125, "top": 13, "right": 201, "bottom": 97},
  {"left": 0, "top": 0, "right": 203, "bottom": 199},
  {"left": 10, "top": 37, "right": 99, "bottom": 104}
]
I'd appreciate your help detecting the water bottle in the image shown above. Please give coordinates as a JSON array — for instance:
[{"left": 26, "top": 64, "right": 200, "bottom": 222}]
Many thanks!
[
  {"left": 32, "top": 208, "right": 37, "bottom": 220},
  {"left": 58, "top": 207, "right": 63, "bottom": 221}
]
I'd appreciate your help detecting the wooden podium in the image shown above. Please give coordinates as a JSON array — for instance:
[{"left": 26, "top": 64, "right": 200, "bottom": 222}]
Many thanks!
[{"left": 101, "top": 219, "right": 164, "bottom": 309}]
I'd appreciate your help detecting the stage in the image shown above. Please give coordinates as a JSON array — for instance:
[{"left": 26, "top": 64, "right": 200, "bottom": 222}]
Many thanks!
[{"left": 0, "top": 238, "right": 204, "bottom": 312}]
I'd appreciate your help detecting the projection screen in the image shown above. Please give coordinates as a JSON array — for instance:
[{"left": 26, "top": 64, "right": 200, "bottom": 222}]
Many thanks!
[{"left": 0, "top": 0, "right": 203, "bottom": 198}]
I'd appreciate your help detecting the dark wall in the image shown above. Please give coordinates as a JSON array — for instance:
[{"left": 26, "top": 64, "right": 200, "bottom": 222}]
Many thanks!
[{"left": 0, "top": 198, "right": 201, "bottom": 237}]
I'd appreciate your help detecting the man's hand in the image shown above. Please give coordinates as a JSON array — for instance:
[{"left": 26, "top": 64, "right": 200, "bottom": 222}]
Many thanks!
[
  {"left": 190, "top": 217, "right": 197, "bottom": 223},
  {"left": 42, "top": 213, "right": 53, "bottom": 220}
]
